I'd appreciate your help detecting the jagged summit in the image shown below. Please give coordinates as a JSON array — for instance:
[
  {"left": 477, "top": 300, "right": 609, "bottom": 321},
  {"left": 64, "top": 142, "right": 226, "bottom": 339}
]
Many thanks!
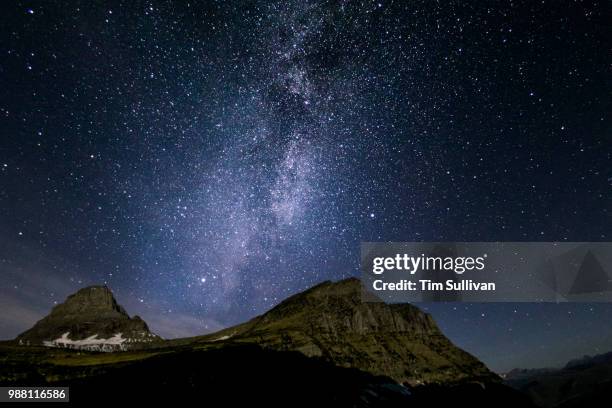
[
  {"left": 16, "top": 285, "right": 159, "bottom": 351},
  {"left": 256, "top": 277, "right": 437, "bottom": 335},
  {"left": 49, "top": 285, "right": 128, "bottom": 317},
  {"left": 199, "top": 277, "right": 497, "bottom": 385}
]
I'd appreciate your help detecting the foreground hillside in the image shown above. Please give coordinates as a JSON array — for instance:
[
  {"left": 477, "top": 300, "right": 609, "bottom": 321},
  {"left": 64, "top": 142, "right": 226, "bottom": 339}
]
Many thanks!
[
  {"left": 0, "top": 342, "right": 532, "bottom": 406},
  {"left": 0, "top": 278, "right": 536, "bottom": 405}
]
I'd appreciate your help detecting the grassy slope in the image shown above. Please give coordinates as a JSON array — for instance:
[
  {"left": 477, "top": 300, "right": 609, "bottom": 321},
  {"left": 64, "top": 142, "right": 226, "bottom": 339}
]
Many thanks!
[{"left": 0, "top": 343, "right": 534, "bottom": 407}]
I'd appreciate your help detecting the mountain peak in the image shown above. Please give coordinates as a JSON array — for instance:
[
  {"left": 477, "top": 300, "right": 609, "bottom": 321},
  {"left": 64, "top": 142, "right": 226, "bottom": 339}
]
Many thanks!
[
  {"left": 308, "top": 277, "right": 361, "bottom": 293},
  {"left": 204, "top": 278, "right": 496, "bottom": 385},
  {"left": 16, "top": 285, "right": 159, "bottom": 350},
  {"left": 55, "top": 285, "right": 128, "bottom": 317},
  {"left": 257, "top": 277, "right": 439, "bottom": 337}
]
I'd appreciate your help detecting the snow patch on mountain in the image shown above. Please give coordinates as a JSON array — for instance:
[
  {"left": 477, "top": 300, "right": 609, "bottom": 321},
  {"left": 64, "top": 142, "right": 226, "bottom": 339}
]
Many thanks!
[
  {"left": 43, "top": 332, "right": 128, "bottom": 352},
  {"left": 211, "top": 332, "right": 235, "bottom": 342}
]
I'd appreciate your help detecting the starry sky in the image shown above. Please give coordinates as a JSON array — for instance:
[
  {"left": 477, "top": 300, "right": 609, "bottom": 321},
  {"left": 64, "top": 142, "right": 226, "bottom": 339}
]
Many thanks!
[{"left": 0, "top": 1, "right": 610, "bottom": 372}]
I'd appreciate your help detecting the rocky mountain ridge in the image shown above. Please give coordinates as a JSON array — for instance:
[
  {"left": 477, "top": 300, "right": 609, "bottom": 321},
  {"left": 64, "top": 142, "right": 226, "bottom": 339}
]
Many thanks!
[
  {"left": 189, "top": 277, "right": 497, "bottom": 385},
  {"left": 15, "top": 278, "right": 496, "bottom": 386},
  {"left": 16, "top": 285, "right": 159, "bottom": 351}
]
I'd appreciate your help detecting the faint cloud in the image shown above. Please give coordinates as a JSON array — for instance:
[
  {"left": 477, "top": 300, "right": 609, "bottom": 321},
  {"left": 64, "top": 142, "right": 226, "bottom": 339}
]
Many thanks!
[{"left": 138, "top": 312, "right": 223, "bottom": 339}]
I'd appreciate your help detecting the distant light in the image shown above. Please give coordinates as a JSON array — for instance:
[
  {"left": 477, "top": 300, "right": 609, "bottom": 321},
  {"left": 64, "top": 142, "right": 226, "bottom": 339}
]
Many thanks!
[
  {"left": 200, "top": 277, "right": 206, "bottom": 283},
  {"left": 27, "top": 9, "right": 34, "bottom": 14}
]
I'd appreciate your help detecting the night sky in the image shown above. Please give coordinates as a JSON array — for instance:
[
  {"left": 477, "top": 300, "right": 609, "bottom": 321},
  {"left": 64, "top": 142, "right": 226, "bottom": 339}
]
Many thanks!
[{"left": 1, "top": 1, "right": 610, "bottom": 372}]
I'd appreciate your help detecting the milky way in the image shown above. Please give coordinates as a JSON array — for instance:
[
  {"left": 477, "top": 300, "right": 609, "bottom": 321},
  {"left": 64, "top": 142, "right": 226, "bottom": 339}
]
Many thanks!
[{"left": 1, "top": 1, "right": 610, "bottom": 371}]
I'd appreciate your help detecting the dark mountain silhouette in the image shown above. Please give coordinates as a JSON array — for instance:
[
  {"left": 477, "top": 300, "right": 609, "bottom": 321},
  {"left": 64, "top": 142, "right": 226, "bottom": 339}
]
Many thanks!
[
  {"left": 0, "top": 342, "right": 534, "bottom": 406},
  {"left": 505, "top": 351, "right": 612, "bottom": 407},
  {"left": 16, "top": 285, "right": 159, "bottom": 350}
]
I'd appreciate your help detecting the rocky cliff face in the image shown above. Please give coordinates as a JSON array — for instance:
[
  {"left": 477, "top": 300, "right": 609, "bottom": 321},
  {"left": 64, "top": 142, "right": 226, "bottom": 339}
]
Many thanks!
[
  {"left": 16, "top": 286, "right": 159, "bottom": 351},
  {"left": 201, "top": 278, "right": 497, "bottom": 385}
]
